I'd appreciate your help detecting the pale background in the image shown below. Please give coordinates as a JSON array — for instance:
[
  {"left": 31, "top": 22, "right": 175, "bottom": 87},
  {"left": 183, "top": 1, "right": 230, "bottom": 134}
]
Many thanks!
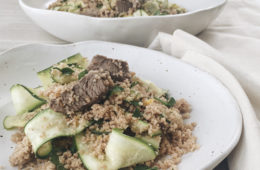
[{"left": 1, "top": 0, "right": 260, "bottom": 169}]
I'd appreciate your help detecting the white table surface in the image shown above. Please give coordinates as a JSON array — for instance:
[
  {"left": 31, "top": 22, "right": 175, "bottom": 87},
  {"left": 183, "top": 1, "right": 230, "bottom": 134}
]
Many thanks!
[{"left": 0, "top": 0, "right": 66, "bottom": 53}]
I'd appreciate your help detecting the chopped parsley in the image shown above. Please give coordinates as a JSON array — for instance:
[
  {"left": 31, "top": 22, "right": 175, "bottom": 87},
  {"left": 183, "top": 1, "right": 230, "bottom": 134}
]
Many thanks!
[
  {"left": 130, "top": 100, "right": 139, "bottom": 107},
  {"left": 53, "top": 67, "right": 74, "bottom": 75},
  {"left": 96, "top": 3, "right": 103, "bottom": 9},
  {"left": 91, "top": 119, "right": 104, "bottom": 125},
  {"left": 133, "top": 108, "right": 142, "bottom": 118},
  {"left": 159, "top": 114, "right": 171, "bottom": 124},
  {"left": 90, "top": 130, "right": 110, "bottom": 135},
  {"left": 130, "top": 81, "right": 139, "bottom": 88},
  {"left": 67, "top": 63, "right": 79, "bottom": 67},
  {"left": 78, "top": 69, "right": 88, "bottom": 80},
  {"left": 108, "top": 85, "right": 124, "bottom": 97},
  {"left": 154, "top": 96, "right": 175, "bottom": 108}
]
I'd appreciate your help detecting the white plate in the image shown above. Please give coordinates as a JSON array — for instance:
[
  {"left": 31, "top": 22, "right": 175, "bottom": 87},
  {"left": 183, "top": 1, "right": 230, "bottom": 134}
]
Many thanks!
[
  {"left": 19, "top": 0, "right": 226, "bottom": 46},
  {"left": 0, "top": 41, "right": 241, "bottom": 170}
]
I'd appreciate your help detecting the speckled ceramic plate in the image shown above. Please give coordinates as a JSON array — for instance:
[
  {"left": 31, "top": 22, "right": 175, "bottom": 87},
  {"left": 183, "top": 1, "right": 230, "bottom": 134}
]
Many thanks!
[
  {"left": 0, "top": 41, "right": 242, "bottom": 170},
  {"left": 19, "top": 0, "right": 226, "bottom": 46}
]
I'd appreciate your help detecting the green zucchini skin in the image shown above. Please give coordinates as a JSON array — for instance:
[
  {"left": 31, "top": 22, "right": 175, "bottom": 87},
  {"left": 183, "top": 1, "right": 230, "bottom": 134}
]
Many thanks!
[
  {"left": 24, "top": 109, "right": 90, "bottom": 158},
  {"left": 37, "top": 141, "right": 52, "bottom": 159},
  {"left": 106, "top": 129, "right": 156, "bottom": 169},
  {"left": 75, "top": 129, "right": 156, "bottom": 170},
  {"left": 75, "top": 133, "right": 113, "bottom": 170},
  {"left": 37, "top": 53, "right": 88, "bottom": 87},
  {"left": 37, "top": 68, "right": 53, "bottom": 88},
  {"left": 135, "top": 135, "right": 161, "bottom": 150},
  {"left": 3, "top": 111, "right": 37, "bottom": 130},
  {"left": 10, "top": 84, "right": 46, "bottom": 115}
]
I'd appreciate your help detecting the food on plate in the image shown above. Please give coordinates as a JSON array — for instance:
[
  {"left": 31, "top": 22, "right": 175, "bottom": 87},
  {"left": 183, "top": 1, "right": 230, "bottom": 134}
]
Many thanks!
[
  {"left": 48, "top": 0, "right": 186, "bottom": 17},
  {"left": 4, "top": 54, "right": 198, "bottom": 170}
]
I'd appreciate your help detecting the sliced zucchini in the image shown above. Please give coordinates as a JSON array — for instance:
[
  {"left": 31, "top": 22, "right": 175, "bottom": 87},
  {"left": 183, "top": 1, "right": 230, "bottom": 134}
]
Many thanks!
[
  {"left": 131, "top": 120, "right": 161, "bottom": 137},
  {"left": 131, "top": 120, "right": 149, "bottom": 134},
  {"left": 75, "top": 133, "right": 114, "bottom": 170},
  {"left": 37, "top": 67, "right": 53, "bottom": 88},
  {"left": 132, "top": 77, "right": 166, "bottom": 97},
  {"left": 10, "top": 84, "right": 46, "bottom": 114},
  {"left": 76, "top": 129, "right": 156, "bottom": 170},
  {"left": 106, "top": 129, "right": 156, "bottom": 169},
  {"left": 143, "top": 80, "right": 167, "bottom": 97},
  {"left": 152, "top": 130, "right": 162, "bottom": 137},
  {"left": 3, "top": 111, "right": 37, "bottom": 130},
  {"left": 24, "top": 109, "right": 90, "bottom": 158},
  {"left": 64, "top": 53, "right": 88, "bottom": 68},
  {"left": 28, "top": 86, "right": 47, "bottom": 100},
  {"left": 133, "top": 10, "right": 149, "bottom": 16},
  {"left": 37, "top": 141, "right": 52, "bottom": 158},
  {"left": 51, "top": 70, "right": 77, "bottom": 84},
  {"left": 37, "top": 53, "right": 88, "bottom": 87},
  {"left": 136, "top": 135, "right": 161, "bottom": 150}
]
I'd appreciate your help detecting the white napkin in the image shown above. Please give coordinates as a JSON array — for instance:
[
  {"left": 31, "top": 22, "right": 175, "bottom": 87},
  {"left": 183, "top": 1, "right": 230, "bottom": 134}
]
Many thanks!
[{"left": 148, "top": 30, "right": 260, "bottom": 170}]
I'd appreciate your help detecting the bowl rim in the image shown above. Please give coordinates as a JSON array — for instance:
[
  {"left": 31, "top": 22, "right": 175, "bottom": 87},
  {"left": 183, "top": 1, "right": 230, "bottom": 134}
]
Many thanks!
[{"left": 19, "top": 0, "right": 227, "bottom": 21}]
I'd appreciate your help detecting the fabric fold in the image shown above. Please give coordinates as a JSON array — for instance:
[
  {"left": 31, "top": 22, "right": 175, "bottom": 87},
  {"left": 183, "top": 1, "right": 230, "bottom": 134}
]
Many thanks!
[{"left": 148, "top": 30, "right": 260, "bottom": 170}]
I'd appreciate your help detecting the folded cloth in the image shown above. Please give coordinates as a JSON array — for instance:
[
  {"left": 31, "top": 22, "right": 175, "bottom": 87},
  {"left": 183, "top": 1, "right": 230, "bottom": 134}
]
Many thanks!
[{"left": 148, "top": 30, "right": 260, "bottom": 170}]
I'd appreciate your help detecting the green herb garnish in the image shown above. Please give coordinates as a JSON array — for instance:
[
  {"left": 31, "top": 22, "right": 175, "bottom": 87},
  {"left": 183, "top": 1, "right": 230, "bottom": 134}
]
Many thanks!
[
  {"left": 130, "top": 81, "right": 139, "bottom": 88},
  {"left": 134, "top": 164, "right": 158, "bottom": 170},
  {"left": 96, "top": 3, "right": 103, "bottom": 9},
  {"left": 53, "top": 67, "right": 74, "bottom": 75},
  {"left": 159, "top": 114, "right": 171, "bottom": 123},
  {"left": 133, "top": 108, "right": 142, "bottom": 118},
  {"left": 92, "top": 119, "right": 104, "bottom": 125},
  {"left": 90, "top": 130, "right": 110, "bottom": 135},
  {"left": 78, "top": 70, "right": 88, "bottom": 80},
  {"left": 163, "top": 93, "right": 169, "bottom": 100},
  {"left": 130, "top": 100, "right": 139, "bottom": 107},
  {"left": 167, "top": 97, "right": 176, "bottom": 107},
  {"left": 108, "top": 85, "right": 124, "bottom": 97},
  {"left": 154, "top": 97, "right": 175, "bottom": 108},
  {"left": 67, "top": 63, "right": 81, "bottom": 68}
]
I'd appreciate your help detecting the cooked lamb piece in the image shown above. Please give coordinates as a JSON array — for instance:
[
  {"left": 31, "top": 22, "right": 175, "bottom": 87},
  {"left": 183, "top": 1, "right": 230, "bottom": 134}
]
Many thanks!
[
  {"left": 88, "top": 55, "right": 130, "bottom": 81},
  {"left": 116, "top": 0, "right": 133, "bottom": 13},
  {"left": 50, "top": 70, "right": 114, "bottom": 114}
]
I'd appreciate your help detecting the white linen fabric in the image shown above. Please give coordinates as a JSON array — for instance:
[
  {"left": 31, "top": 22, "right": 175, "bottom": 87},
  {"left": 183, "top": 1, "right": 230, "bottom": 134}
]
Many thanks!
[{"left": 148, "top": 0, "right": 260, "bottom": 167}]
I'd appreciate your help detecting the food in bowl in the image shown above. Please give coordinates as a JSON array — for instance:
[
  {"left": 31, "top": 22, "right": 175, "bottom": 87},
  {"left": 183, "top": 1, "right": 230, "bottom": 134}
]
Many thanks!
[
  {"left": 4, "top": 54, "right": 198, "bottom": 169},
  {"left": 48, "top": 0, "right": 186, "bottom": 17}
]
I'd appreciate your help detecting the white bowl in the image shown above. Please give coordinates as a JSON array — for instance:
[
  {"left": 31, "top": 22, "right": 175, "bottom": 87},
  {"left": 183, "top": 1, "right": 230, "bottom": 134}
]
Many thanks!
[
  {"left": 19, "top": 0, "right": 226, "bottom": 46},
  {"left": 0, "top": 41, "right": 241, "bottom": 170}
]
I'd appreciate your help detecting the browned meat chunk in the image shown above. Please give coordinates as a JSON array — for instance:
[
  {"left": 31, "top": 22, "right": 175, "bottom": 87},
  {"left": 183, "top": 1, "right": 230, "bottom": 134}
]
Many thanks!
[
  {"left": 116, "top": 0, "right": 133, "bottom": 13},
  {"left": 50, "top": 70, "right": 114, "bottom": 114},
  {"left": 88, "top": 55, "right": 130, "bottom": 81}
]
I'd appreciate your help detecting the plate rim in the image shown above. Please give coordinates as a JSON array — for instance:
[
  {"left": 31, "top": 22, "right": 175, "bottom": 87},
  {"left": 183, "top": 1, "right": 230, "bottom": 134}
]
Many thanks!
[{"left": 0, "top": 41, "right": 242, "bottom": 169}]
